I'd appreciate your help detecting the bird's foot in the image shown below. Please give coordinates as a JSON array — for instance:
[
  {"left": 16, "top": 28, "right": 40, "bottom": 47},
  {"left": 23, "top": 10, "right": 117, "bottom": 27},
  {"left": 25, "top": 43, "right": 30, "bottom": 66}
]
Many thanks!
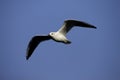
[{"left": 64, "top": 40, "right": 71, "bottom": 44}]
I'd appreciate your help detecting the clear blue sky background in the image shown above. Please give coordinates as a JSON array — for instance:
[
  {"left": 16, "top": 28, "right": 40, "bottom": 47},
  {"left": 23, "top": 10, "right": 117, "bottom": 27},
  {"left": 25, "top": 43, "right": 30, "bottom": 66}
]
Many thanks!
[{"left": 0, "top": 0, "right": 120, "bottom": 80}]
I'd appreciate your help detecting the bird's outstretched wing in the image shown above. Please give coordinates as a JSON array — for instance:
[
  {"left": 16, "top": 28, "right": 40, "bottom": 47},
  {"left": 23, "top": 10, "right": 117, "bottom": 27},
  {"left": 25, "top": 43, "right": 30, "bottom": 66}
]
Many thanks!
[
  {"left": 58, "top": 20, "right": 96, "bottom": 35},
  {"left": 26, "top": 35, "right": 51, "bottom": 60}
]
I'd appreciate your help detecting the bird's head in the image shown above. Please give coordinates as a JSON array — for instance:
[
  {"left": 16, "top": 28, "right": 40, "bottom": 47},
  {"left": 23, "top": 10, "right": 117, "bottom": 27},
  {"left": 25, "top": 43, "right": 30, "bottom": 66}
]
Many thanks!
[{"left": 49, "top": 32, "right": 56, "bottom": 37}]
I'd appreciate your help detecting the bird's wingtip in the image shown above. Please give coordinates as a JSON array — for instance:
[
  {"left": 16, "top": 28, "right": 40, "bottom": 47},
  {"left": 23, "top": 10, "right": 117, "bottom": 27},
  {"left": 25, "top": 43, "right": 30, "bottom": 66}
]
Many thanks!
[
  {"left": 93, "top": 26, "right": 97, "bottom": 29},
  {"left": 26, "top": 56, "right": 29, "bottom": 60}
]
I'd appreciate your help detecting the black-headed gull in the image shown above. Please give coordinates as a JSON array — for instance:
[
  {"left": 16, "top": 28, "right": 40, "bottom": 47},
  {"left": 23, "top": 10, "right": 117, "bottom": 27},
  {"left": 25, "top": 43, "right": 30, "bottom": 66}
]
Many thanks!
[{"left": 26, "top": 20, "right": 96, "bottom": 60}]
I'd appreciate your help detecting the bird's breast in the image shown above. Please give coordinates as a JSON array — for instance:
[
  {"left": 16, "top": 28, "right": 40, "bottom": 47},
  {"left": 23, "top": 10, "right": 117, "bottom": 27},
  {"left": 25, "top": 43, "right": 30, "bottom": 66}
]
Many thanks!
[{"left": 52, "top": 33, "right": 67, "bottom": 42}]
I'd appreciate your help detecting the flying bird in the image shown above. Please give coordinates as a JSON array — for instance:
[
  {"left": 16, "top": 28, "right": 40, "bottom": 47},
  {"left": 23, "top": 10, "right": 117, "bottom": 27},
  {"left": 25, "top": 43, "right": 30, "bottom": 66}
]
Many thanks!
[{"left": 26, "top": 20, "right": 96, "bottom": 60}]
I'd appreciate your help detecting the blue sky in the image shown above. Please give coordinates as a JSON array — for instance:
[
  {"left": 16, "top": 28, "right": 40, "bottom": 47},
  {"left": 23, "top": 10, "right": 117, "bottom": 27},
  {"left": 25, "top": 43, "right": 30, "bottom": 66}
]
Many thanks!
[{"left": 0, "top": 0, "right": 120, "bottom": 80}]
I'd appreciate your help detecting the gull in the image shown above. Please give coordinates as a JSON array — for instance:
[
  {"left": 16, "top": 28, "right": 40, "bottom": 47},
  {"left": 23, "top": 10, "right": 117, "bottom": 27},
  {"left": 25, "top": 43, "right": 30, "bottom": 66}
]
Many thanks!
[{"left": 26, "top": 20, "right": 96, "bottom": 60}]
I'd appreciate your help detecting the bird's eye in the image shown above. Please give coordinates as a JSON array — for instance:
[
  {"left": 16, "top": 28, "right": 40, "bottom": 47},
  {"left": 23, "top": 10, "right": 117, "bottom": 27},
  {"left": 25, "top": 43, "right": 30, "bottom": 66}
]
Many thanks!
[{"left": 50, "top": 32, "right": 54, "bottom": 35}]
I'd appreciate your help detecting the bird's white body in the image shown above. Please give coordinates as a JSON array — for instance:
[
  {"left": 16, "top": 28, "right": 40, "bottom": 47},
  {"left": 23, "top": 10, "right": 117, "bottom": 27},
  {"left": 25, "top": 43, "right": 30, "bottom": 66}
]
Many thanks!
[{"left": 49, "top": 32, "right": 70, "bottom": 43}]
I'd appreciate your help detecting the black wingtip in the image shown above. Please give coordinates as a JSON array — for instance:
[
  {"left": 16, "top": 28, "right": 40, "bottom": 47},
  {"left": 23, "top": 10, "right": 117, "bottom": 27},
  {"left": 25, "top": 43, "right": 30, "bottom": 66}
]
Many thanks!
[
  {"left": 26, "top": 56, "right": 29, "bottom": 60},
  {"left": 92, "top": 26, "right": 97, "bottom": 29}
]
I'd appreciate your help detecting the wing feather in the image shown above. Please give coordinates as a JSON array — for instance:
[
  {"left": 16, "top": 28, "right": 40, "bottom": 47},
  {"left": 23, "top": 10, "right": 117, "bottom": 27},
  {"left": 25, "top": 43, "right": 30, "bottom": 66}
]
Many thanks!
[
  {"left": 58, "top": 20, "right": 96, "bottom": 35},
  {"left": 26, "top": 35, "right": 51, "bottom": 60}
]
